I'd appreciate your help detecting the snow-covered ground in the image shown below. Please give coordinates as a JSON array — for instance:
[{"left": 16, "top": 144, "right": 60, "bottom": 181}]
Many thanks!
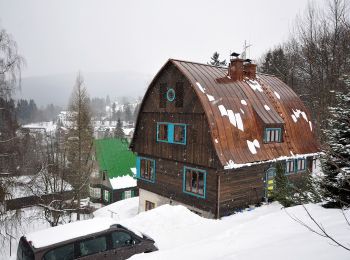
[
  {"left": 4, "top": 198, "right": 350, "bottom": 260},
  {"left": 98, "top": 198, "right": 350, "bottom": 260}
]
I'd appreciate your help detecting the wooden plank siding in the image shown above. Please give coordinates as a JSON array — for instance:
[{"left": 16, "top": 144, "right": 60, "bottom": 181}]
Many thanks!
[
  {"left": 137, "top": 155, "right": 218, "bottom": 215},
  {"left": 132, "top": 62, "right": 220, "bottom": 169},
  {"left": 218, "top": 156, "right": 313, "bottom": 217}
]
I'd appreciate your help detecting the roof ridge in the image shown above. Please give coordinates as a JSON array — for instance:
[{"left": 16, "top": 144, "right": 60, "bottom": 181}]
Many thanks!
[{"left": 170, "top": 58, "right": 228, "bottom": 69}]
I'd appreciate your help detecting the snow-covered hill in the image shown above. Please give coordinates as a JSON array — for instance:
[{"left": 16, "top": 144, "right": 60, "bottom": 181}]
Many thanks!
[
  {"left": 95, "top": 198, "right": 350, "bottom": 260},
  {"left": 6, "top": 198, "right": 350, "bottom": 259}
]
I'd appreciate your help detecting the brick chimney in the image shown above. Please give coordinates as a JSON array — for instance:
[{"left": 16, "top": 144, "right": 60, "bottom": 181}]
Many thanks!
[
  {"left": 243, "top": 60, "right": 257, "bottom": 79},
  {"left": 228, "top": 53, "right": 244, "bottom": 81}
]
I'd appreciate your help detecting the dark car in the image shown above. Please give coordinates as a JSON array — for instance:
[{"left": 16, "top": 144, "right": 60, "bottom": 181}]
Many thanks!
[{"left": 17, "top": 218, "right": 158, "bottom": 260}]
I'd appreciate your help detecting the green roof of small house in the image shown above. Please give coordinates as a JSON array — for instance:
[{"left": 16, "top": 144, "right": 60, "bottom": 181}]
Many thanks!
[{"left": 94, "top": 138, "right": 136, "bottom": 178}]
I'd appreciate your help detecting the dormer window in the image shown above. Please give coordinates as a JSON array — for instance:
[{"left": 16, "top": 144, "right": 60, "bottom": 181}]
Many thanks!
[{"left": 264, "top": 128, "right": 282, "bottom": 143}]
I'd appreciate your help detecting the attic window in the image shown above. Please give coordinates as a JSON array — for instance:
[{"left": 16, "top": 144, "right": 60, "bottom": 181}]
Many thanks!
[
  {"left": 264, "top": 128, "right": 282, "bottom": 143},
  {"left": 174, "top": 124, "right": 186, "bottom": 144},
  {"left": 167, "top": 88, "right": 176, "bottom": 102},
  {"left": 157, "top": 122, "right": 186, "bottom": 145},
  {"left": 157, "top": 123, "right": 168, "bottom": 141}
]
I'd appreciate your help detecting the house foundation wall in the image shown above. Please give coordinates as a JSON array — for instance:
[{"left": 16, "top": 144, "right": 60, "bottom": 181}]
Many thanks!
[{"left": 138, "top": 188, "right": 215, "bottom": 219}]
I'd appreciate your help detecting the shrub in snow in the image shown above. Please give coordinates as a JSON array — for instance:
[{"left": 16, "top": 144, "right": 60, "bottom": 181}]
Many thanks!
[{"left": 271, "top": 163, "right": 322, "bottom": 207}]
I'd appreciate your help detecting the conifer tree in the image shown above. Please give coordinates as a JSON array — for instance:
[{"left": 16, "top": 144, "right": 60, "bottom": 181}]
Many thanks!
[
  {"left": 208, "top": 52, "right": 227, "bottom": 67},
  {"left": 271, "top": 162, "right": 294, "bottom": 207},
  {"left": 66, "top": 73, "right": 93, "bottom": 220},
  {"left": 114, "top": 118, "right": 125, "bottom": 139},
  {"left": 321, "top": 75, "right": 350, "bottom": 207}
]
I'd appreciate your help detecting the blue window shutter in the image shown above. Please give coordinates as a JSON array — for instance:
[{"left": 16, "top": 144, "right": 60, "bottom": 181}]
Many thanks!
[
  {"left": 136, "top": 157, "right": 141, "bottom": 178},
  {"left": 168, "top": 124, "right": 174, "bottom": 143}
]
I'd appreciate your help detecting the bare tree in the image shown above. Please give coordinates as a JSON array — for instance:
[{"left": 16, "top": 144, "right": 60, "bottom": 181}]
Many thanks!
[{"left": 0, "top": 25, "right": 25, "bottom": 250}]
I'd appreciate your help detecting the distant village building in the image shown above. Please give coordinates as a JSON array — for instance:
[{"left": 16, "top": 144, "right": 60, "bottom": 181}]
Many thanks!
[
  {"left": 131, "top": 56, "right": 320, "bottom": 218},
  {"left": 90, "top": 138, "right": 137, "bottom": 205}
]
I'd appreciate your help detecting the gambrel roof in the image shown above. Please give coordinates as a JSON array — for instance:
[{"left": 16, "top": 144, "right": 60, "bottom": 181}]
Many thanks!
[{"left": 132, "top": 59, "right": 320, "bottom": 169}]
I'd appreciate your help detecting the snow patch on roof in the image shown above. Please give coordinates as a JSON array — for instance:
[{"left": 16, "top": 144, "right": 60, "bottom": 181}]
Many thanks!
[
  {"left": 247, "top": 139, "right": 260, "bottom": 154},
  {"left": 215, "top": 139, "right": 219, "bottom": 143},
  {"left": 225, "top": 160, "right": 235, "bottom": 169},
  {"left": 218, "top": 105, "right": 244, "bottom": 132},
  {"left": 253, "top": 139, "right": 260, "bottom": 148},
  {"left": 227, "top": 110, "right": 237, "bottom": 127},
  {"left": 241, "top": 100, "right": 247, "bottom": 105},
  {"left": 274, "top": 91, "right": 281, "bottom": 99},
  {"left": 235, "top": 113, "right": 244, "bottom": 131},
  {"left": 109, "top": 175, "right": 137, "bottom": 190},
  {"left": 291, "top": 109, "right": 309, "bottom": 124},
  {"left": 218, "top": 105, "right": 228, "bottom": 116},
  {"left": 264, "top": 105, "right": 271, "bottom": 111},
  {"left": 247, "top": 79, "right": 263, "bottom": 92},
  {"left": 196, "top": 82, "right": 205, "bottom": 93},
  {"left": 309, "top": 121, "right": 313, "bottom": 131},
  {"left": 240, "top": 108, "right": 245, "bottom": 114},
  {"left": 247, "top": 141, "right": 257, "bottom": 154},
  {"left": 206, "top": 94, "right": 215, "bottom": 101}
]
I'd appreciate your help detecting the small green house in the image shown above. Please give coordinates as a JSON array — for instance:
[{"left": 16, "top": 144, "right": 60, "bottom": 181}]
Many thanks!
[{"left": 90, "top": 138, "right": 138, "bottom": 205}]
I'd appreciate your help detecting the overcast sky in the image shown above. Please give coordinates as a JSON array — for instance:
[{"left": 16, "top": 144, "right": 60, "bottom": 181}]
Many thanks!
[{"left": 0, "top": 0, "right": 324, "bottom": 78}]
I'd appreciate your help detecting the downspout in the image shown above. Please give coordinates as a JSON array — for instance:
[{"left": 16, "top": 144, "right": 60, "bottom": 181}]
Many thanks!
[{"left": 216, "top": 173, "right": 220, "bottom": 219}]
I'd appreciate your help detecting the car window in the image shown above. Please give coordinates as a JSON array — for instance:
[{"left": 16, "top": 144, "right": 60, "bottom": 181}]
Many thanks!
[
  {"left": 111, "top": 231, "right": 136, "bottom": 248},
  {"left": 43, "top": 243, "right": 74, "bottom": 260},
  {"left": 79, "top": 236, "right": 107, "bottom": 257}
]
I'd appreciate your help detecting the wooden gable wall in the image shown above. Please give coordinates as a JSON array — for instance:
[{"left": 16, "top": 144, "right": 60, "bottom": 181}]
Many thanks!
[{"left": 132, "top": 63, "right": 220, "bottom": 169}]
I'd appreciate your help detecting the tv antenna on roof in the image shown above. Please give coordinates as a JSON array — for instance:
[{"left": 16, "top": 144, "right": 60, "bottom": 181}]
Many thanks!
[{"left": 241, "top": 40, "right": 252, "bottom": 60}]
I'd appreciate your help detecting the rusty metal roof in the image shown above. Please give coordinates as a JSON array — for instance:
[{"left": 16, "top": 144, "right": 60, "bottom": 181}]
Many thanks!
[{"left": 170, "top": 59, "right": 319, "bottom": 168}]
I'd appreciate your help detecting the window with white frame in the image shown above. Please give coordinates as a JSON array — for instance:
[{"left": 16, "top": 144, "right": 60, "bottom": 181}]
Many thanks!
[
  {"left": 103, "top": 190, "right": 110, "bottom": 202},
  {"left": 265, "top": 128, "right": 282, "bottom": 143},
  {"left": 89, "top": 187, "right": 101, "bottom": 199},
  {"left": 286, "top": 160, "right": 295, "bottom": 174},
  {"left": 124, "top": 190, "right": 132, "bottom": 199},
  {"left": 297, "top": 158, "right": 306, "bottom": 171}
]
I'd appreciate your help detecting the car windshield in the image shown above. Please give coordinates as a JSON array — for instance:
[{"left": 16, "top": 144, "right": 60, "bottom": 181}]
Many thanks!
[{"left": 17, "top": 237, "right": 34, "bottom": 260}]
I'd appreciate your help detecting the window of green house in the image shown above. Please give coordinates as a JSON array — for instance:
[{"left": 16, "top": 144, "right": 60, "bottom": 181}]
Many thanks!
[{"left": 103, "top": 190, "right": 110, "bottom": 202}]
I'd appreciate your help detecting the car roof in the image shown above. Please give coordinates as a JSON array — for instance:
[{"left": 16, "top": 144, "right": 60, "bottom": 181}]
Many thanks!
[{"left": 25, "top": 217, "right": 118, "bottom": 249}]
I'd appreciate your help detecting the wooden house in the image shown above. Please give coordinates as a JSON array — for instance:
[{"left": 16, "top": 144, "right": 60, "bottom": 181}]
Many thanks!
[
  {"left": 90, "top": 138, "right": 138, "bottom": 205},
  {"left": 130, "top": 56, "right": 319, "bottom": 218}
]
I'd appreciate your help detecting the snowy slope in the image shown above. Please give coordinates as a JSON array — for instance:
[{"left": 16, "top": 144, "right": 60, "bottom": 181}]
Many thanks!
[
  {"left": 113, "top": 200, "right": 349, "bottom": 260},
  {"left": 6, "top": 198, "right": 350, "bottom": 260}
]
